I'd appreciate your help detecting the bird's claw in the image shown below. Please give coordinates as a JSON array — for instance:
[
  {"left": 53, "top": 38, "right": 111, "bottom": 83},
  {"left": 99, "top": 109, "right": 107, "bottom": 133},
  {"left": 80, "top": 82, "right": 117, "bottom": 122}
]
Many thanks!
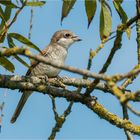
[
  {"left": 56, "top": 76, "right": 66, "bottom": 89},
  {"left": 38, "top": 75, "right": 48, "bottom": 83}
]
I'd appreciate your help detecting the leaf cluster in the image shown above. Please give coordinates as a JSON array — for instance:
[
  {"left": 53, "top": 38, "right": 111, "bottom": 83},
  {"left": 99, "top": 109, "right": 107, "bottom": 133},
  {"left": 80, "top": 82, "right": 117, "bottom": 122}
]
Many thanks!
[{"left": 0, "top": 0, "right": 46, "bottom": 72}]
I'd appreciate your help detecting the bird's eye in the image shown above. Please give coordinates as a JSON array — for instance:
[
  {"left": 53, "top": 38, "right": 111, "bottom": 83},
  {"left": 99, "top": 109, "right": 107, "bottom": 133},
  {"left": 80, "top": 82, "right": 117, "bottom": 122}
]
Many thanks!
[{"left": 64, "top": 33, "right": 71, "bottom": 38}]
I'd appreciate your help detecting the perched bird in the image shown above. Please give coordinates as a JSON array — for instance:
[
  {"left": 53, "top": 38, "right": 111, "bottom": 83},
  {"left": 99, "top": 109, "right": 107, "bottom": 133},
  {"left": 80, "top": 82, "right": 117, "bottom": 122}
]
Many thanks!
[{"left": 11, "top": 30, "right": 81, "bottom": 123}]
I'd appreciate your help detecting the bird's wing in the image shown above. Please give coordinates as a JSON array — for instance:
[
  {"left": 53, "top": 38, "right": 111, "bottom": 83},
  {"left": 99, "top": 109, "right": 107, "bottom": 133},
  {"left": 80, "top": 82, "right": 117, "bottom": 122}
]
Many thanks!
[
  {"left": 26, "top": 46, "right": 50, "bottom": 76},
  {"left": 19, "top": 46, "right": 51, "bottom": 93}
]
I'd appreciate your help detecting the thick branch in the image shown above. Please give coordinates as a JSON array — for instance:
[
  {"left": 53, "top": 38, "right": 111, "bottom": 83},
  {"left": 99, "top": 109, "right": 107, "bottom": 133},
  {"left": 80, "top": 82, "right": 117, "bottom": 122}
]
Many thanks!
[
  {"left": 0, "top": 74, "right": 108, "bottom": 90},
  {"left": 1, "top": 47, "right": 140, "bottom": 83},
  {"left": 0, "top": 75, "right": 140, "bottom": 135}
]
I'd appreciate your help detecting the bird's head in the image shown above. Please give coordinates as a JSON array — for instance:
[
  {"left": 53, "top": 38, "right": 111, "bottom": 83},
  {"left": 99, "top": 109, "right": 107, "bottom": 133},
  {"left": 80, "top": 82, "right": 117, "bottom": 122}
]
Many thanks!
[{"left": 51, "top": 30, "right": 82, "bottom": 49}]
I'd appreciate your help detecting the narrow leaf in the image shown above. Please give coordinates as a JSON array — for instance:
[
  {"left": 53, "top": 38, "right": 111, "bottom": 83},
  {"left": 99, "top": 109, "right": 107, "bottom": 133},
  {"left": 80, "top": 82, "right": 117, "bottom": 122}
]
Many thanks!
[
  {"left": 0, "top": 6, "right": 12, "bottom": 42},
  {"left": 61, "top": 0, "right": 76, "bottom": 22},
  {"left": 0, "top": 8, "right": 7, "bottom": 28},
  {"left": 100, "top": 3, "right": 112, "bottom": 40},
  {"left": 0, "top": 1, "right": 19, "bottom": 8},
  {"left": 113, "top": 1, "right": 127, "bottom": 23},
  {"left": 7, "top": 35, "right": 30, "bottom": 68},
  {"left": 8, "top": 33, "right": 41, "bottom": 53},
  {"left": 26, "top": 1, "right": 46, "bottom": 7},
  {"left": 85, "top": 0, "right": 97, "bottom": 27},
  {"left": 0, "top": 5, "right": 4, "bottom": 15},
  {"left": 104, "top": 1, "right": 112, "bottom": 16},
  {"left": 114, "top": 0, "right": 123, "bottom": 5},
  {"left": 7, "top": 34, "right": 15, "bottom": 48},
  {"left": 0, "top": 6, "right": 12, "bottom": 33},
  {"left": 4, "top": 6, "right": 12, "bottom": 21},
  {"left": 0, "top": 6, "right": 5, "bottom": 21},
  {"left": 113, "top": 1, "right": 130, "bottom": 39},
  {"left": 0, "top": 57, "right": 15, "bottom": 72}
]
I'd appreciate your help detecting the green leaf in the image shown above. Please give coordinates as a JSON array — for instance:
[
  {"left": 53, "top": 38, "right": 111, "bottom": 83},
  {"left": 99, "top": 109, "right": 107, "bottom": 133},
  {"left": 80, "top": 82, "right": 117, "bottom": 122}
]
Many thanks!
[
  {"left": 26, "top": 1, "right": 46, "bottom": 7},
  {"left": 114, "top": 0, "right": 123, "bottom": 5},
  {"left": 7, "top": 34, "right": 15, "bottom": 48},
  {"left": 100, "top": 3, "right": 112, "bottom": 40},
  {"left": 0, "top": 57, "right": 15, "bottom": 72},
  {"left": 0, "top": 6, "right": 12, "bottom": 42},
  {"left": 61, "top": 0, "right": 76, "bottom": 22},
  {"left": 8, "top": 33, "right": 41, "bottom": 53},
  {"left": 0, "top": 6, "right": 5, "bottom": 20},
  {"left": 7, "top": 34, "right": 30, "bottom": 68},
  {"left": 85, "top": 0, "right": 97, "bottom": 27},
  {"left": 0, "top": 6, "right": 12, "bottom": 33},
  {"left": 113, "top": 1, "right": 130, "bottom": 39},
  {"left": 104, "top": 1, "right": 112, "bottom": 16},
  {"left": 113, "top": 1, "right": 127, "bottom": 23},
  {"left": 0, "top": 1, "right": 19, "bottom": 8},
  {"left": 4, "top": 6, "right": 12, "bottom": 21},
  {"left": 0, "top": 7, "right": 7, "bottom": 28}
]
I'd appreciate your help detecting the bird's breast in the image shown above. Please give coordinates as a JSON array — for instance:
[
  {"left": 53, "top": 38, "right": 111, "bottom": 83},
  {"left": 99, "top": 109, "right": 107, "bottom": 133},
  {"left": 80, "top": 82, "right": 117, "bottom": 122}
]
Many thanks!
[{"left": 31, "top": 45, "right": 68, "bottom": 77}]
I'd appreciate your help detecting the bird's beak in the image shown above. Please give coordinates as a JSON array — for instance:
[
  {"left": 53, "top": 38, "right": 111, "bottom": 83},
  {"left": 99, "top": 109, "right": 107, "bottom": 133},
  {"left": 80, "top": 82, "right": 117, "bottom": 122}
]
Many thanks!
[{"left": 72, "top": 36, "right": 82, "bottom": 41}]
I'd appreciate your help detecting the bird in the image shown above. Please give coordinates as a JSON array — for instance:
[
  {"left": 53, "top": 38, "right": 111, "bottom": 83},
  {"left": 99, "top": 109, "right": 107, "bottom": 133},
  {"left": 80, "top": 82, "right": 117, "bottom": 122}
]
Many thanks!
[{"left": 10, "top": 30, "right": 81, "bottom": 123}]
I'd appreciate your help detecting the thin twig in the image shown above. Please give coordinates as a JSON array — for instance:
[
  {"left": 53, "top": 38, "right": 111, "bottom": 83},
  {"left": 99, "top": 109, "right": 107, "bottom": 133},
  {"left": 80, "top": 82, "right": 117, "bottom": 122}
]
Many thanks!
[
  {"left": 127, "top": 103, "right": 140, "bottom": 116},
  {"left": 0, "top": 0, "right": 27, "bottom": 41},
  {"left": 50, "top": 96, "right": 59, "bottom": 120},
  {"left": 28, "top": 8, "right": 34, "bottom": 39},
  {"left": 120, "top": 65, "right": 139, "bottom": 90},
  {"left": 122, "top": 104, "right": 133, "bottom": 140},
  {"left": 84, "top": 28, "right": 123, "bottom": 96}
]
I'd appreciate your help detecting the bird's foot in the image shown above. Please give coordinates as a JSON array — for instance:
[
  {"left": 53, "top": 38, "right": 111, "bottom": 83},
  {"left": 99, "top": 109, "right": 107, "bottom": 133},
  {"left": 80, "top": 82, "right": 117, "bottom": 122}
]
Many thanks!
[
  {"left": 56, "top": 76, "right": 66, "bottom": 89},
  {"left": 38, "top": 75, "right": 48, "bottom": 83}
]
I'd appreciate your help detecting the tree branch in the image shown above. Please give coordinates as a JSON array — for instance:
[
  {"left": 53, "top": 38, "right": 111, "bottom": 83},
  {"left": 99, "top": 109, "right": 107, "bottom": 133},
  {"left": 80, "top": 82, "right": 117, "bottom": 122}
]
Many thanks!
[
  {"left": 0, "top": 74, "right": 140, "bottom": 135},
  {"left": 1, "top": 47, "right": 140, "bottom": 83},
  {"left": 0, "top": 47, "right": 111, "bottom": 81}
]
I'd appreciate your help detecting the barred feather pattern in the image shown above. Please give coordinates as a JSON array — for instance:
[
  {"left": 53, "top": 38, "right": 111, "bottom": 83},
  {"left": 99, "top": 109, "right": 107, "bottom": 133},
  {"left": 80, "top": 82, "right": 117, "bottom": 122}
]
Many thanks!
[
  {"left": 31, "top": 44, "right": 67, "bottom": 77},
  {"left": 10, "top": 44, "right": 68, "bottom": 123}
]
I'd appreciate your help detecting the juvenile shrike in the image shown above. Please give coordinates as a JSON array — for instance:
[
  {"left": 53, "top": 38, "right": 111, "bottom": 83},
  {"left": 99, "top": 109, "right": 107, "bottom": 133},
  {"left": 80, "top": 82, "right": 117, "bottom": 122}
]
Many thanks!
[{"left": 11, "top": 30, "right": 81, "bottom": 123}]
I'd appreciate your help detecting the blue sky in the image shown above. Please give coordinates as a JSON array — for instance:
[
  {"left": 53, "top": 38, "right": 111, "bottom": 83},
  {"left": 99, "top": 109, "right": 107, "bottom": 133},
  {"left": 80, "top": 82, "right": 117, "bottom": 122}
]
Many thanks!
[{"left": 0, "top": 0, "right": 140, "bottom": 139}]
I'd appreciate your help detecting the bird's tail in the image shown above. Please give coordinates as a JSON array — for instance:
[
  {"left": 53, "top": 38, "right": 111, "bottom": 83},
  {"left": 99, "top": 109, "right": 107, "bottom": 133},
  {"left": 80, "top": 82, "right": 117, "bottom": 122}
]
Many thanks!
[{"left": 10, "top": 91, "right": 32, "bottom": 123}]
